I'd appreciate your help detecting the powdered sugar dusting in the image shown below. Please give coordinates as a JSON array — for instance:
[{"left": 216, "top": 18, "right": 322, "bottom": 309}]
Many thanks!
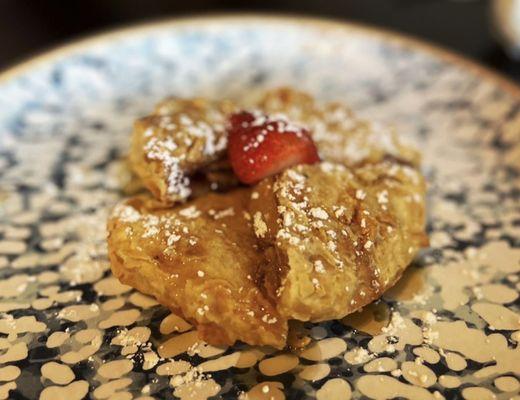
[{"left": 145, "top": 136, "right": 191, "bottom": 199}]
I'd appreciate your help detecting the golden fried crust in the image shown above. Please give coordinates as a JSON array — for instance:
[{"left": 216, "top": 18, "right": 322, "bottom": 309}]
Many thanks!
[
  {"left": 257, "top": 87, "right": 421, "bottom": 167},
  {"left": 107, "top": 189, "right": 288, "bottom": 348},
  {"left": 249, "top": 161, "right": 427, "bottom": 322},
  {"left": 130, "top": 89, "right": 418, "bottom": 206},
  {"left": 114, "top": 88, "right": 428, "bottom": 348},
  {"left": 130, "top": 98, "right": 236, "bottom": 204}
]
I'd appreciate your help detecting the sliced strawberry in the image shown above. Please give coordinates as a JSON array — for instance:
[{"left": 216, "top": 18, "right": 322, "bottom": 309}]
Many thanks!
[{"left": 227, "top": 111, "right": 320, "bottom": 184}]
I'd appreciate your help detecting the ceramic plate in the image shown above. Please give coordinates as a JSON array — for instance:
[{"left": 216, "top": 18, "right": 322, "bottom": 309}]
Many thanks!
[{"left": 0, "top": 15, "right": 519, "bottom": 400}]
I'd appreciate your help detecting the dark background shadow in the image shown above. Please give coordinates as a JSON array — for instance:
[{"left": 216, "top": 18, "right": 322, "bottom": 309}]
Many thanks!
[{"left": 0, "top": 0, "right": 519, "bottom": 82}]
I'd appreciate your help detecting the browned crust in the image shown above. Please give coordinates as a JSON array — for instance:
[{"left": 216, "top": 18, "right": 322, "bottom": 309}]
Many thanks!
[
  {"left": 107, "top": 191, "right": 288, "bottom": 348},
  {"left": 248, "top": 161, "right": 427, "bottom": 323}
]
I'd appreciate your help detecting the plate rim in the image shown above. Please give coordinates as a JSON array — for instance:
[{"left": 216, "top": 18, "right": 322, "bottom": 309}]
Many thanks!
[{"left": 0, "top": 12, "right": 518, "bottom": 98}]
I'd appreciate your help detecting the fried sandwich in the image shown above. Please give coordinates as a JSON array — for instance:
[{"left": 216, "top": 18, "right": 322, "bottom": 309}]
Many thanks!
[{"left": 107, "top": 88, "right": 427, "bottom": 348}]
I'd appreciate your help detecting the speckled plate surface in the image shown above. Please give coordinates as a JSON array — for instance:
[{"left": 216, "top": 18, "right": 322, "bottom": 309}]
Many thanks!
[{"left": 0, "top": 15, "right": 519, "bottom": 400}]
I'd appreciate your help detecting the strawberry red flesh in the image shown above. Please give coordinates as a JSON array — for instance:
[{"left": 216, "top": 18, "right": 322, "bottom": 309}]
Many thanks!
[{"left": 227, "top": 111, "right": 320, "bottom": 184}]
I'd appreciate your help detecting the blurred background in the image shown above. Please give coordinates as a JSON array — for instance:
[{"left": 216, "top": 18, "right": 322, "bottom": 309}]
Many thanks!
[{"left": 0, "top": 0, "right": 519, "bottom": 82}]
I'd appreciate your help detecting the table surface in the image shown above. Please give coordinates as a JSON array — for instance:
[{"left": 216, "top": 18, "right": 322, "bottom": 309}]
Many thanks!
[{"left": 0, "top": 0, "right": 519, "bottom": 83}]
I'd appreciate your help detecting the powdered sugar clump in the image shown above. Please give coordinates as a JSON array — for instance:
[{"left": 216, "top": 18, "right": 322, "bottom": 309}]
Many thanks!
[{"left": 145, "top": 137, "right": 191, "bottom": 199}]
